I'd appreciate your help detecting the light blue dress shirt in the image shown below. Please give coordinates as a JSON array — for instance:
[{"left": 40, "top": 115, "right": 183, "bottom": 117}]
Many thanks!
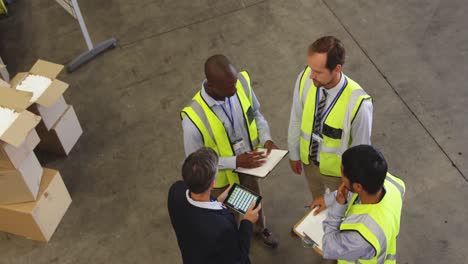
[
  {"left": 322, "top": 191, "right": 376, "bottom": 261},
  {"left": 182, "top": 81, "right": 272, "bottom": 170}
]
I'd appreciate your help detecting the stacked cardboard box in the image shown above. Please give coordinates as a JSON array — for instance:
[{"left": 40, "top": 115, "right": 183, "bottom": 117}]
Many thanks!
[
  {"left": 0, "top": 87, "right": 72, "bottom": 242},
  {"left": 0, "top": 87, "right": 42, "bottom": 204},
  {"left": 11, "top": 59, "right": 83, "bottom": 155}
]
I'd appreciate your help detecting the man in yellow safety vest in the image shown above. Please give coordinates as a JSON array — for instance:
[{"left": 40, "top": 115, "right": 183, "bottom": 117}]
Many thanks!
[
  {"left": 311, "top": 145, "right": 405, "bottom": 263},
  {"left": 181, "top": 54, "right": 279, "bottom": 248},
  {"left": 288, "top": 36, "right": 373, "bottom": 199}
]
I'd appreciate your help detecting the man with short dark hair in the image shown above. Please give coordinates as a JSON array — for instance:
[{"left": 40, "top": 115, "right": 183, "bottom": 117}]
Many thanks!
[
  {"left": 311, "top": 145, "right": 406, "bottom": 263},
  {"left": 181, "top": 54, "right": 279, "bottom": 247},
  {"left": 288, "top": 36, "right": 374, "bottom": 199},
  {"left": 168, "top": 147, "right": 261, "bottom": 264}
]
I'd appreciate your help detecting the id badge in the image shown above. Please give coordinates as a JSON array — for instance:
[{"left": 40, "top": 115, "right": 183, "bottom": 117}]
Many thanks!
[
  {"left": 232, "top": 139, "right": 245, "bottom": 154},
  {"left": 312, "top": 133, "right": 323, "bottom": 143}
]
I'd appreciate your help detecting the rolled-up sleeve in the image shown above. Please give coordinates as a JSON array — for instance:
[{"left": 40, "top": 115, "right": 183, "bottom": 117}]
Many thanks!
[
  {"left": 322, "top": 192, "right": 376, "bottom": 261},
  {"left": 182, "top": 117, "right": 236, "bottom": 169},
  {"left": 288, "top": 71, "right": 304, "bottom": 161}
]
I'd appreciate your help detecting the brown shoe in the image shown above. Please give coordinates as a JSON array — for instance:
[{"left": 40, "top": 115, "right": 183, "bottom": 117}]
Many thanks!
[{"left": 260, "top": 228, "right": 279, "bottom": 248}]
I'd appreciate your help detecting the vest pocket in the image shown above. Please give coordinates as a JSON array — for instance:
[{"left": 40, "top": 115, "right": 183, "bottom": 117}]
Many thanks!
[
  {"left": 322, "top": 123, "right": 343, "bottom": 139},
  {"left": 319, "top": 152, "right": 342, "bottom": 177}
]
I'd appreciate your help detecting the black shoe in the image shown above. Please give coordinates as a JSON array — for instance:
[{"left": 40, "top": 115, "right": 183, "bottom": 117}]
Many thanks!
[{"left": 260, "top": 228, "right": 279, "bottom": 248}]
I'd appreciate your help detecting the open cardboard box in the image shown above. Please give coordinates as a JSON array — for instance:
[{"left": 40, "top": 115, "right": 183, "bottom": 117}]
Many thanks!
[
  {"left": 30, "top": 95, "right": 68, "bottom": 131},
  {"left": 0, "top": 76, "right": 10, "bottom": 88},
  {"left": 36, "top": 105, "right": 82, "bottom": 156},
  {"left": 0, "top": 168, "right": 72, "bottom": 241},
  {"left": 10, "top": 59, "right": 69, "bottom": 108},
  {"left": 0, "top": 151, "right": 43, "bottom": 205},
  {"left": 0, "top": 128, "right": 40, "bottom": 170},
  {"left": 0, "top": 87, "right": 41, "bottom": 148}
]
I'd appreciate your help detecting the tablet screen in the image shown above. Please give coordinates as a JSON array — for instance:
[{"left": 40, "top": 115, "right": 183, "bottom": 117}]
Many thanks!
[{"left": 225, "top": 184, "right": 262, "bottom": 214}]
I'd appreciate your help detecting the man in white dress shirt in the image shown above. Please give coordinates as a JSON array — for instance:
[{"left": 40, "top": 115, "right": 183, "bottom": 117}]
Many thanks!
[{"left": 288, "top": 36, "right": 373, "bottom": 200}]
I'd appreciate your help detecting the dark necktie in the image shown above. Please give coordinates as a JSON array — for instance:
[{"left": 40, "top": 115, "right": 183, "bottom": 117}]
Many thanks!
[{"left": 310, "top": 89, "right": 328, "bottom": 161}]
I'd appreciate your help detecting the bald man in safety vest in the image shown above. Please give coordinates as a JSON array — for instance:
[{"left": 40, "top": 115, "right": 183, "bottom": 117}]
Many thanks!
[{"left": 181, "top": 55, "right": 279, "bottom": 248}]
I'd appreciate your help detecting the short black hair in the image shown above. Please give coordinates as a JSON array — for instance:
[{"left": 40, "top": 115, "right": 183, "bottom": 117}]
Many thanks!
[
  {"left": 342, "top": 145, "right": 387, "bottom": 194},
  {"left": 182, "top": 147, "right": 219, "bottom": 194},
  {"left": 308, "top": 36, "right": 345, "bottom": 71}
]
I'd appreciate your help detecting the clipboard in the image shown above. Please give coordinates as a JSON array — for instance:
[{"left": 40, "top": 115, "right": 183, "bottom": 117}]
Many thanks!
[
  {"left": 234, "top": 149, "right": 288, "bottom": 178},
  {"left": 293, "top": 208, "right": 328, "bottom": 256}
]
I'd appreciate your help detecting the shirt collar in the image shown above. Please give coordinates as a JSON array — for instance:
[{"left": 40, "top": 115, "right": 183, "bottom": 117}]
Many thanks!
[
  {"left": 321, "top": 73, "right": 346, "bottom": 97},
  {"left": 186, "top": 190, "right": 224, "bottom": 210},
  {"left": 201, "top": 81, "right": 224, "bottom": 107}
]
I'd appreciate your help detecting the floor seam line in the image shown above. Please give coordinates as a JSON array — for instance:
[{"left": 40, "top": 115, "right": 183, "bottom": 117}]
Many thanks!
[
  {"left": 322, "top": 0, "right": 467, "bottom": 182},
  {"left": 120, "top": 0, "right": 268, "bottom": 49}
]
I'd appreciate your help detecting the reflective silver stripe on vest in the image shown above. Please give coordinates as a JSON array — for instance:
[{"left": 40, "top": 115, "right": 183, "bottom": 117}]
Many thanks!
[
  {"left": 386, "top": 254, "right": 397, "bottom": 261},
  {"left": 343, "top": 214, "right": 387, "bottom": 264},
  {"left": 301, "top": 131, "right": 311, "bottom": 141},
  {"left": 337, "top": 86, "right": 370, "bottom": 154},
  {"left": 252, "top": 138, "right": 260, "bottom": 148},
  {"left": 301, "top": 76, "right": 313, "bottom": 107},
  {"left": 237, "top": 73, "right": 251, "bottom": 100},
  {"left": 190, "top": 99, "right": 217, "bottom": 145},
  {"left": 238, "top": 72, "right": 260, "bottom": 148},
  {"left": 386, "top": 176, "right": 405, "bottom": 199}
]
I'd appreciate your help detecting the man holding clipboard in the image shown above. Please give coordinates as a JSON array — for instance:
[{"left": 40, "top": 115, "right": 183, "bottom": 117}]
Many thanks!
[
  {"left": 308, "top": 145, "right": 406, "bottom": 263},
  {"left": 181, "top": 54, "right": 279, "bottom": 248}
]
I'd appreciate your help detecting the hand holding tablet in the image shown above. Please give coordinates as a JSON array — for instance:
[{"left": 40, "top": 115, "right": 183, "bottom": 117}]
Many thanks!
[{"left": 224, "top": 183, "right": 262, "bottom": 215}]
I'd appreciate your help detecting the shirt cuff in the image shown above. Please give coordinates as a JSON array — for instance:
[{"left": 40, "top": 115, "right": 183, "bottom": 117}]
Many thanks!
[
  {"left": 260, "top": 136, "right": 273, "bottom": 147},
  {"left": 219, "top": 156, "right": 237, "bottom": 170},
  {"left": 289, "top": 150, "right": 300, "bottom": 161},
  {"left": 329, "top": 201, "right": 347, "bottom": 218}
]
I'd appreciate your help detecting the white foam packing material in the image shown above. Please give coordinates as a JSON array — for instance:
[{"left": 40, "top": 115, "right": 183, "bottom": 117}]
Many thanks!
[
  {"left": 16, "top": 74, "right": 52, "bottom": 103},
  {"left": 0, "top": 106, "right": 19, "bottom": 136}
]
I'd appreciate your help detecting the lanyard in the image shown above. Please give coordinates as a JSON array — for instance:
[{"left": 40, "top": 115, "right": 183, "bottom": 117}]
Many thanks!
[
  {"left": 316, "top": 77, "right": 348, "bottom": 124},
  {"left": 220, "top": 98, "right": 235, "bottom": 130}
]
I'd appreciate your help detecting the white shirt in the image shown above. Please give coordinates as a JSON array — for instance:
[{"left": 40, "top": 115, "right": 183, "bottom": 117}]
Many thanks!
[
  {"left": 186, "top": 190, "right": 224, "bottom": 210},
  {"left": 288, "top": 71, "right": 373, "bottom": 161}
]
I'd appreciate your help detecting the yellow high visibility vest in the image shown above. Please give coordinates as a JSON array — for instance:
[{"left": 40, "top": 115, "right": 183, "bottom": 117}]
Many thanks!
[
  {"left": 338, "top": 173, "right": 406, "bottom": 264},
  {"left": 299, "top": 66, "right": 371, "bottom": 176},
  {"left": 180, "top": 71, "right": 261, "bottom": 188}
]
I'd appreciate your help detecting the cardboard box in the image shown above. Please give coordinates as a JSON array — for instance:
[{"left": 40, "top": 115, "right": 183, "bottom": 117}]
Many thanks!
[
  {"left": 0, "top": 57, "right": 9, "bottom": 82},
  {"left": 37, "top": 105, "right": 82, "bottom": 155},
  {"left": 0, "top": 168, "right": 72, "bottom": 241},
  {"left": 29, "top": 95, "right": 68, "bottom": 131},
  {"left": 0, "top": 129, "right": 40, "bottom": 170},
  {"left": 0, "top": 87, "right": 41, "bottom": 148},
  {"left": 10, "top": 59, "right": 69, "bottom": 108},
  {"left": 0, "top": 151, "right": 43, "bottom": 204},
  {"left": 0, "top": 76, "right": 9, "bottom": 88}
]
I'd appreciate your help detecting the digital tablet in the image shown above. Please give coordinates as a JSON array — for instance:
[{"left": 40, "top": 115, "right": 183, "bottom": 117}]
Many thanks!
[{"left": 224, "top": 183, "right": 262, "bottom": 215}]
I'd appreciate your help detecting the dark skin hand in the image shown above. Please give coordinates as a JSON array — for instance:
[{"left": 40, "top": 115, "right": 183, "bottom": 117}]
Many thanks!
[
  {"left": 236, "top": 150, "right": 267, "bottom": 168},
  {"left": 289, "top": 160, "right": 303, "bottom": 175},
  {"left": 264, "top": 140, "right": 278, "bottom": 155}
]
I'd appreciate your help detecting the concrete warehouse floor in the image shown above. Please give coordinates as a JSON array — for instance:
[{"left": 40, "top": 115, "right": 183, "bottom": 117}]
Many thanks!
[{"left": 0, "top": 0, "right": 467, "bottom": 263}]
